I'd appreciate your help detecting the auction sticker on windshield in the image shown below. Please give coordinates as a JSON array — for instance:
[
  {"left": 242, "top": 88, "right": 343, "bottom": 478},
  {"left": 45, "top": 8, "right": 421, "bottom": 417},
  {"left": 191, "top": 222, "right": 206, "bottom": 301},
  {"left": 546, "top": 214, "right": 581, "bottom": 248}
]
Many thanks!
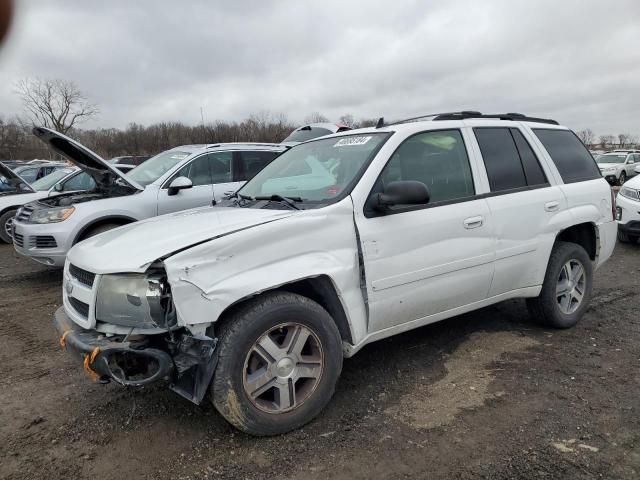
[{"left": 334, "top": 136, "right": 371, "bottom": 147}]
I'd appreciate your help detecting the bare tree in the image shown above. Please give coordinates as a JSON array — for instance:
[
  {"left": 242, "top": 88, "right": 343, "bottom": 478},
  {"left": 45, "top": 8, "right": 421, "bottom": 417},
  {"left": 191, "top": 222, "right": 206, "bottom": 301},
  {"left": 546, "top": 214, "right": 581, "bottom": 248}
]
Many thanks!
[
  {"left": 599, "top": 134, "right": 614, "bottom": 149},
  {"left": 618, "top": 133, "right": 632, "bottom": 148},
  {"left": 576, "top": 128, "right": 594, "bottom": 146},
  {"left": 304, "top": 112, "right": 329, "bottom": 124},
  {"left": 339, "top": 114, "right": 355, "bottom": 128},
  {"left": 16, "top": 78, "right": 99, "bottom": 133}
]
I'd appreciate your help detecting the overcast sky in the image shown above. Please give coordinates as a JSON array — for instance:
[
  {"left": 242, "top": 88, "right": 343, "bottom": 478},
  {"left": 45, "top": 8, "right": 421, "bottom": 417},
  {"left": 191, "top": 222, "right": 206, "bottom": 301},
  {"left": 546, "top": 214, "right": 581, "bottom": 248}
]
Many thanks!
[{"left": 1, "top": 0, "right": 639, "bottom": 137}]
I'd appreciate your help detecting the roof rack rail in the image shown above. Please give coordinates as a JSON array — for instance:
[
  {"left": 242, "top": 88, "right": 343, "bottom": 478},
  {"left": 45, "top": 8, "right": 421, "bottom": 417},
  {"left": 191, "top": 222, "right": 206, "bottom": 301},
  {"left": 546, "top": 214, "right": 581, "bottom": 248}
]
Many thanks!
[
  {"left": 375, "top": 111, "right": 559, "bottom": 128},
  {"left": 432, "top": 111, "right": 559, "bottom": 125},
  {"left": 376, "top": 111, "right": 482, "bottom": 128}
]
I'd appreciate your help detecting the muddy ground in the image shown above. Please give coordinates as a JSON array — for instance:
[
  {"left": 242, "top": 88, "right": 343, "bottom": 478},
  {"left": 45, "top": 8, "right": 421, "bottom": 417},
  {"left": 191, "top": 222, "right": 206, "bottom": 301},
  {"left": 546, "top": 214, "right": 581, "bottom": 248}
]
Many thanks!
[{"left": 0, "top": 241, "right": 638, "bottom": 480}]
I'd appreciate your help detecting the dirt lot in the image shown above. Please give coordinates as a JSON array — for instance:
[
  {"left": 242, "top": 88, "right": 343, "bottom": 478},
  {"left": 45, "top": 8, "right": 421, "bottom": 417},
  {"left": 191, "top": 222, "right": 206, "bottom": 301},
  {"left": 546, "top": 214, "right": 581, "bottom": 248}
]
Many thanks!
[{"left": 0, "top": 241, "right": 639, "bottom": 480}]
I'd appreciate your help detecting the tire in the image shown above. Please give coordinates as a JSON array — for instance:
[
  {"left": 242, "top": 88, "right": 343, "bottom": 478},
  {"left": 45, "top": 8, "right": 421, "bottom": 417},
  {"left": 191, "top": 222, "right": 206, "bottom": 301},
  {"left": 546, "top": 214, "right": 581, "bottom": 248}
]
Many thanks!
[
  {"left": 618, "top": 171, "right": 626, "bottom": 185},
  {"left": 210, "top": 291, "right": 343, "bottom": 436},
  {"left": 617, "top": 228, "right": 630, "bottom": 243},
  {"left": 526, "top": 241, "right": 593, "bottom": 329},
  {"left": 80, "top": 223, "right": 122, "bottom": 241},
  {"left": 0, "top": 209, "right": 17, "bottom": 244}
]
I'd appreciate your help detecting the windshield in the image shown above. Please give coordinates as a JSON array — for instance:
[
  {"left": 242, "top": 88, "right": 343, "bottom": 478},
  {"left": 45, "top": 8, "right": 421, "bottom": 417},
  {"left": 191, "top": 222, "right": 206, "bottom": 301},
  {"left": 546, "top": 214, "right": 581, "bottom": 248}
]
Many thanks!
[
  {"left": 239, "top": 133, "right": 390, "bottom": 204},
  {"left": 126, "top": 150, "right": 191, "bottom": 186},
  {"left": 597, "top": 154, "right": 627, "bottom": 164},
  {"left": 30, "top": 168, "right": 74, "bottom": 191},
  {"left": 282, "top": 127, "right": 334, "bottom": 143}
]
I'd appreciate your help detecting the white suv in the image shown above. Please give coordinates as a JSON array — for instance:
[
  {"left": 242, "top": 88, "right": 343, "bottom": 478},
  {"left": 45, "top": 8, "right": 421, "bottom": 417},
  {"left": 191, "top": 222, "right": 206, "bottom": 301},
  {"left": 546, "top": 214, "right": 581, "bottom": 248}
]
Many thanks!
[
  {"left": 12, "top": 127, "right": 286, "bottom": 266},
  {"left": 52, "top": 112, "right": 616, "bottom": 435},
  {"left": 595, "top": 150, "right": 640, "bottom": 185}
]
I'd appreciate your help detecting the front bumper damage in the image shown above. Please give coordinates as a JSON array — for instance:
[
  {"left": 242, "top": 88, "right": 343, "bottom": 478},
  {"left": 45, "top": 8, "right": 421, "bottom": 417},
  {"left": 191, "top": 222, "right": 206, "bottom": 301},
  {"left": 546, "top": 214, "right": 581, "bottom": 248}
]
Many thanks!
[{"left": 53, "top": 307, "right": 218, "bottom": 404}]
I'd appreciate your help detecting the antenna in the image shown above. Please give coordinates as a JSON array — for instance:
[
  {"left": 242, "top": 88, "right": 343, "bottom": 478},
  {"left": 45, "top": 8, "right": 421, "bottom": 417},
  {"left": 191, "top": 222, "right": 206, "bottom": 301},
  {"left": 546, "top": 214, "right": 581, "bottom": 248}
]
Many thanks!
[{"left": 375, "top": 117, "right": 385, "bottom": 129}]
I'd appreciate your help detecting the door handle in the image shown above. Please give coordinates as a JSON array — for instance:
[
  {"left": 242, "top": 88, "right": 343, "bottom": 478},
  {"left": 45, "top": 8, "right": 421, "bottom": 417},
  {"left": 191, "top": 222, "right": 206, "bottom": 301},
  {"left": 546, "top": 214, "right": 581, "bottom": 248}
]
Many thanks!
[
  {"left": 544, "top": 201, "right": 560, "bottom": 212},
  {"left": 463, "top": 216, "right": 484, "bottom": 229}
]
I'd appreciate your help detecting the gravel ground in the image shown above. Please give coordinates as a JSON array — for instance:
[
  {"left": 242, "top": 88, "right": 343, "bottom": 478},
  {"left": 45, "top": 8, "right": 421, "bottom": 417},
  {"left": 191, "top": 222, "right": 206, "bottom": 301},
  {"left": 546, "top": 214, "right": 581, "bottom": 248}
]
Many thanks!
[{"left": 0, "top": 241, "right": 638, "bottom": 480}]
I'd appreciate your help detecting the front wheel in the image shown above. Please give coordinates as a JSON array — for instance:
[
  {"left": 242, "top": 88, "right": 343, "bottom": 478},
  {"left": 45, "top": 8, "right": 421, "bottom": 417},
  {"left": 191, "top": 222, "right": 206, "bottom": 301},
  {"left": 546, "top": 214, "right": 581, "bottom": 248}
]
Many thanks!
[
  {"left": 210, "top": 291, "right": 343, "bottom": 436},
  {"left": 0, "top": 209, "right": 17, "bottom": 243},
  {"left": 527, "top": 241, "right": 593, "bottom": 329},
  {"left": 618, "top": 171, "right": 627, "bottom": 185}
]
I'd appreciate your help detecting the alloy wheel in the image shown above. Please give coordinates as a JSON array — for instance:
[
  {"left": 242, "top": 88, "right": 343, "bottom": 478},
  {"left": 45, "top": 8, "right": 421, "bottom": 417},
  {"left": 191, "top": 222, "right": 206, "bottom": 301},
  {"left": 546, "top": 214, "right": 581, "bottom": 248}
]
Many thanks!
[
  {"left": 556, "top": 259, "right": 586, "bottom": 314},
  {"left": 243, "top": 323, "right": 324, "bottom": 414}
]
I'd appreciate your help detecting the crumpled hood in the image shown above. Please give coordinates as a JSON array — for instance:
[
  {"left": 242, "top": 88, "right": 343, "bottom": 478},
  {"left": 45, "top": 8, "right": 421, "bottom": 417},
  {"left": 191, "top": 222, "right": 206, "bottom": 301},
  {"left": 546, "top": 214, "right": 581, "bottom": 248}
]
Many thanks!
[{"left": 67, "top": 206, "right": 297, "bottom": 273}]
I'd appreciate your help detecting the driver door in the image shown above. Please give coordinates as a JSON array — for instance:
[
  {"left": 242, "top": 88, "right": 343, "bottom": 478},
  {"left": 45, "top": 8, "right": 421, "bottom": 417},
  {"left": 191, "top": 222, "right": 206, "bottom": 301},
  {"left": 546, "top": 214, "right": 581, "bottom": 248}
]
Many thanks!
[
  {"left": 354, "top": 129, "right": 496, "bottom": 333},
  {"left": 156, "top": 154, "right": 215, "bottom": 215}
]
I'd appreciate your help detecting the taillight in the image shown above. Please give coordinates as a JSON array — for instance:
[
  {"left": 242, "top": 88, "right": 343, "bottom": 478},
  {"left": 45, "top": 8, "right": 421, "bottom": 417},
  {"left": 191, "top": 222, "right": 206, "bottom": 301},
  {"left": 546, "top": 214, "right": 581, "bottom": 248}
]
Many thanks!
[{"left": 611, "top": 188, "right": 616, "bottom": 221}]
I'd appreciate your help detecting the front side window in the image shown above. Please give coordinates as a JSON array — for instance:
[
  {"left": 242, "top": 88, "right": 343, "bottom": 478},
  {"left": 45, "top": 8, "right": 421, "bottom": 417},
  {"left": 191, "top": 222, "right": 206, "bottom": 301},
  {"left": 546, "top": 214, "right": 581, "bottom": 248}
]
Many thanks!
[
  {"left": 377, "top": 129, "right": 475, "bottom": 204},
  {"left": 174, "top": 155, "right": 213, "bottom": 186},
  {"left": 236, "top": 151, "right": 279, "bottom": 181},
  {"left": 533, "top": 129, "right": 601, "bottom": 183},
  {"left": 127, "top": 150, "right": 191, "bottom": 186},
  {"left": 208, "top": 152, "right": 233, "bottom": 183},
  {"left": 239, "top": 133, "right": 390, "bottom": 203},
  {"left": 61, "top": 171, "right": 96, "bottom": 191}
]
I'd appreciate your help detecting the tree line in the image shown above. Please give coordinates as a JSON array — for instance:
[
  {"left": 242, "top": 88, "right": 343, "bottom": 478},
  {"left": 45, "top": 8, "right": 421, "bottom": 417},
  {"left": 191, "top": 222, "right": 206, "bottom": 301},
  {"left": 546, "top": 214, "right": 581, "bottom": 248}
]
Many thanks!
[
  {"left": 575, "top": 128, "right": 638, "bottom": 150},
  {"left": 2, "top": 78, "right": 636, "bottom": 160}
]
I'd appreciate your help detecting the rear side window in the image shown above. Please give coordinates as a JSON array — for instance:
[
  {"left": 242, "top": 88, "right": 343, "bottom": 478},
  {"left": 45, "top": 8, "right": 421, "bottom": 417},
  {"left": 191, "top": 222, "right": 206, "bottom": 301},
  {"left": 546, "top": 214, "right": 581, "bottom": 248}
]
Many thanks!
[
  {"left": 533, "top": 129, "right": 601, "bottom": 183},
  {"left": 236, "top": 151, "right": 280, "bottom": 181},
  {"left": 510, "top": 129, "right": 547, "bottom": 186},
  {"left": 474, "top": 128, "right": 527, "bottom": 191}
]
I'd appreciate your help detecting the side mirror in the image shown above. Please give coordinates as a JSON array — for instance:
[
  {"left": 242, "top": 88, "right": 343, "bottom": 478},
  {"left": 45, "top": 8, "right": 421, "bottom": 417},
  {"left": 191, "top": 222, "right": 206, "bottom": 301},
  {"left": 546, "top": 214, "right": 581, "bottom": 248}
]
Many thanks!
[
  {"left": 54, "top": 183, "right": 63, "bottom": 192},
  {"left": 167, "top": 176, "right": 193, "bottom": 196},
  {"left": 628, "top": 159, "right": 635, "bottom": 164},
  {"left": 372, "top": 180, "right": 430, "bottom": 212}
]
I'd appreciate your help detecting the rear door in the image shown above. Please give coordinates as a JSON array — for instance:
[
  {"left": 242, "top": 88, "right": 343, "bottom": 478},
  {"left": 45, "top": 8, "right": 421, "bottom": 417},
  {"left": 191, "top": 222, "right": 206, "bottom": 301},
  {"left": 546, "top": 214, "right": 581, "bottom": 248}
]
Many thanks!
[
  {"left": 354, "top": 128, "right": 496, "bottom": 332},
  {"left": 471, "top": 126, "right": 565, "bottom": 296},
  {"left": 156, "top": 154, "right": 214, "bottom": 215}
]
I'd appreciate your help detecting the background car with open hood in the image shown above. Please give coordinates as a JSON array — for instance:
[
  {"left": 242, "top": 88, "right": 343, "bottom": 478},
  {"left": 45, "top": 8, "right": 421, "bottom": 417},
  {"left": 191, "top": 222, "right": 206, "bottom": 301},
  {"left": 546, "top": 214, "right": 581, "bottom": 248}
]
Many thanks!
[{"left": 12, "top": 127, "right": 286, "bottom": 266}]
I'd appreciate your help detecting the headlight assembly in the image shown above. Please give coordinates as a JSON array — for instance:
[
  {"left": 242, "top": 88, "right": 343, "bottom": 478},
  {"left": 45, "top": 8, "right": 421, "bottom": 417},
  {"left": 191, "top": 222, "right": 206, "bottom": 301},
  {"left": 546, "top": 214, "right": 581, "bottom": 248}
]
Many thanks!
[
  {"left": 620, "top": 187, "right": 640, "bottom": 201},
  {"left": 30, "top": 206, "right": 75, "bottom": 223},
  {"left": 95, "top": 272, "right": 176, "bottom": 329}
]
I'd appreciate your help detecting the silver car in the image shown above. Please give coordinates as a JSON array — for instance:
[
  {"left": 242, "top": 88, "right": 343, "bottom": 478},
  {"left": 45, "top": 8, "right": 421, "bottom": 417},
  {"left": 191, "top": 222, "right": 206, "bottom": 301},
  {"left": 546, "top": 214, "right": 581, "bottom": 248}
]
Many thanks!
[{"left": 13, "top": 127, "right": 286, "bottom": 266}]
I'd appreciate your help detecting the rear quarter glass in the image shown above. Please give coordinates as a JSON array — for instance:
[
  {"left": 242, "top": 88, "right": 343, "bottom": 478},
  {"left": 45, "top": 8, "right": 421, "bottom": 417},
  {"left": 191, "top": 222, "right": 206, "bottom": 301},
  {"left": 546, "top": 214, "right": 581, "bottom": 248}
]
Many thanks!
[{"left": 533, "top": 129, "right": 601, "bottom": 184}]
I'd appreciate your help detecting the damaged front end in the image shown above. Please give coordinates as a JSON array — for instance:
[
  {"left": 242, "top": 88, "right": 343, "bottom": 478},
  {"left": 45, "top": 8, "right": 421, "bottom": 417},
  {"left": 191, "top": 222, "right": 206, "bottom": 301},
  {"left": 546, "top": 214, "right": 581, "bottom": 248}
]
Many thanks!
[{"left": 56, "top": 263, "right": 219, "bottom": 404}]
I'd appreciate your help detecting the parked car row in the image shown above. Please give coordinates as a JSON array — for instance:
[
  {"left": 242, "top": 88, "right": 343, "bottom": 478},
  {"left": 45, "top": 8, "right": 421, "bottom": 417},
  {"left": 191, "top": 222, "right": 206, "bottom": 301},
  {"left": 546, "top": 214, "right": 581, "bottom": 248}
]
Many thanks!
[
  {"left": 28, "top": 111, "right": 617, "bottom": 436},
  {"left": 595, "top": 149, "right": 640, "bottom": 185}
]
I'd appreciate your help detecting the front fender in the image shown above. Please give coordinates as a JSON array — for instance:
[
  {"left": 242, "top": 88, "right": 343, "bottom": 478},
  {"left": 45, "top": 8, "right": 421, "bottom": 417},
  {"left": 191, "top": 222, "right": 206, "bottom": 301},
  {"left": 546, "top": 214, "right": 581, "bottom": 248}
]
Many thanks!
[{"left": 163, "top": 201, "right": 369, "bottom": 345}]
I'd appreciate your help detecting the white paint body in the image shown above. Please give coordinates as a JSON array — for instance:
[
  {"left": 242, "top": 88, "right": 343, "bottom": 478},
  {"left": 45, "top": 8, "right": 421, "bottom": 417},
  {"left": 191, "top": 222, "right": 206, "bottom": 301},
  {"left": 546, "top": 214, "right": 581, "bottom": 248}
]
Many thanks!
[{"left": 64, "top": 119, "right": 617, "bottom": 356}]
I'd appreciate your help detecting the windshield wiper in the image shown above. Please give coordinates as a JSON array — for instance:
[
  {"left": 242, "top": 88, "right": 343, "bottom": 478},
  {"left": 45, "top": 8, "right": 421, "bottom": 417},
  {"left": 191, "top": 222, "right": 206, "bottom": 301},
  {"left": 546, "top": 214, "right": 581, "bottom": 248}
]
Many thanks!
[{"left": 253, "top": 194, "right": 303, "bottom": 210}]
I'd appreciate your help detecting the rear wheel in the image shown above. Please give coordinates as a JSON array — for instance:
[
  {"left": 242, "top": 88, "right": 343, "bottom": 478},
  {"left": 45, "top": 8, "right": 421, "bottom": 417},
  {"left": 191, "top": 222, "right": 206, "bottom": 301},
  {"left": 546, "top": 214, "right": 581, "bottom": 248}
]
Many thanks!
[
  {"left": 210, "top": 291, "right": 343, "bottom": 436},
  {"left": 0, "top": 209, "right": 17, "bottom": 243},
  {"left": 527, "top": 241, "right": 593, "bottom": 329}
]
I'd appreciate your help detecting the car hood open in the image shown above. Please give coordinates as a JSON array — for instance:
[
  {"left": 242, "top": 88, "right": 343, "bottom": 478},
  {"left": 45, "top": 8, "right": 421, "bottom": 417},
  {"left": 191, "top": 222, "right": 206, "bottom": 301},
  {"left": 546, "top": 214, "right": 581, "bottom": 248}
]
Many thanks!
[
  {"left": 0, "top": 162, "right": 35, "bottom": 196},
  {"left": 68, "top": 206, "right": 297, "bottom": 273},
  {"left": 32, "top": 127, "right": 143, "bottom": 192}
]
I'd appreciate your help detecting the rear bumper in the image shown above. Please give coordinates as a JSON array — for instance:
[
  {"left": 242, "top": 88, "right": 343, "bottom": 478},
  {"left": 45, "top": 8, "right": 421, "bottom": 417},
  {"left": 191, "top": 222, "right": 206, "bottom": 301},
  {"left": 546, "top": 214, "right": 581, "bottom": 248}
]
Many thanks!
[{"left": 54, "top": 307, "right": 174, "bottom": 386}]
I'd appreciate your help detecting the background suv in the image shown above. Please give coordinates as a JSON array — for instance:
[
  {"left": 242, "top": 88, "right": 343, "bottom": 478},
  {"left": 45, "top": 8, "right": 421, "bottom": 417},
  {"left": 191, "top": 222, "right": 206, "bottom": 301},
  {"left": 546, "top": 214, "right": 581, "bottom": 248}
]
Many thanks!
[
  {"left": 596, "top": 150, "right": 640, "bottom": 185},
  {"left": 53, "top": 111, "right": 616, "bottom": 435},
  {"left": 12, "top": 127, "right": 286, "bottom": 266}
]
